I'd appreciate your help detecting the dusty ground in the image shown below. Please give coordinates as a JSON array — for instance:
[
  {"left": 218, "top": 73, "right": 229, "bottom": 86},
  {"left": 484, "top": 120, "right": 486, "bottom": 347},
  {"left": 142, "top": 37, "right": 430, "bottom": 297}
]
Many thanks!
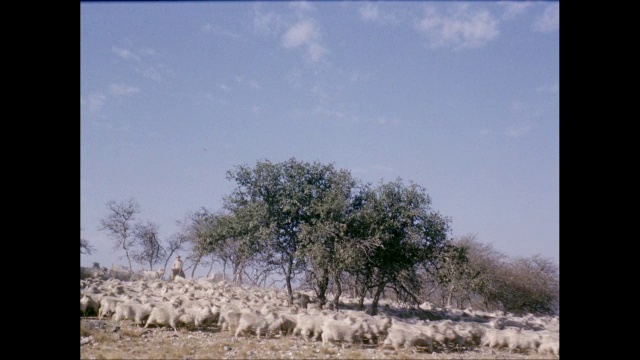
[{"left": 80, "top": 317, "right": 557, "bottom": 360}]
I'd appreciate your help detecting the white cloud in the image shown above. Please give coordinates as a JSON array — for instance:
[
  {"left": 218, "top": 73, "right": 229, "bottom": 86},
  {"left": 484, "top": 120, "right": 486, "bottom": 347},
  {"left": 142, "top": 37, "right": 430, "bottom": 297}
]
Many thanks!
[
  {"left": 416, "top": 4, "right": 499, "bottom": 49},
  {"left": 252, "top": 6, "right": 285, "bottom": 36},
  {"left": 537, "top": 83, "right": 559, "bottom": 94},
  {"left": 289, "top": 1, "right": 315, "bottom": 13},
  {"left": 111, "top": 46, "right": 141, "bottom": 62},
  {"left": 359, "top": 3, "right": 380, "bottom": 21},
  {"left": 109, "top": 83, "right": 140, "bottom": 96},
  {"left": 506, "top": 124, "right": 532, "bottom": 138},
  {"left": 88, "top": 93, "right": 106, "bottom": 114},
  {"left": 313, "top": 105, "right": 347, "bottom": 121},
  {"left": 282, "top": 19, "right": 327, "bottom": 62},
  {"left": 201, "top": 24, "right": 243, "bottom": 39},
  {"left": 249, "top": 80, "right": 261, "bottom": 90},
  {"left": 510, "top": 100, "right": 525, "bottom": 112},
  {"left": 218, "top": 83, "right": 230, "bottom": 92},
  {"left": 282, "top": 20, "right": 318, "bottom": 48},
  {"left": 308, "top": 43, "right": 327, "bottom": 62},
  {"left": 533, "top": 3, "right": 559, "bottom": 33},
  {"left": 358, "top": 2, "right": 406, "bottom": 26},
  {"left": 500, "top": 2, "right": 532, "bottom": 20}
]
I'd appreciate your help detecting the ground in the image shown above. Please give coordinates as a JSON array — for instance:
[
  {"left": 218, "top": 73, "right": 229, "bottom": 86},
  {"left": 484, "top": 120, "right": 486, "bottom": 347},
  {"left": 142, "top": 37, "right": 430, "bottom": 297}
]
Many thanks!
[{"left": 80, "top": 317, "right": 557, "bottom": 360}]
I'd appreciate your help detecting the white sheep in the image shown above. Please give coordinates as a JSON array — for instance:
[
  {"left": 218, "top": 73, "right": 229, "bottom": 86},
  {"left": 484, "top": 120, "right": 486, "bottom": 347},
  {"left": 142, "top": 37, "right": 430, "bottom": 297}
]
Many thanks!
[
  {"left": 234, "top": 312, "right": 284, "bottom": 339},
  {"left": 537, "top": 334, "right": 559, "bottom": 357},
  {"left": 144, "top": 300, "right": 186, "bottom": 332},
  {"left": 293, "top": 313, "right": 326, "bottom": 341},
  {"left": 382, "top": 327, "right": 433, "bottom": 351},
  {"left": 98, "top": 296, "right": 126, "bottom": 319},
  {"left": 113, "top": 302, "right": 154, "bottom": 326},
  {"left": 218, "top": 309, "right": 243, "bottom": 333},
  {"left": 178, "top": 304, "right": 216, "bottom": 328},
  {"left": 142, "top": 268, "right": 165, "bottom": 280},
  {"left": 321, "top": 319, "right": 366, "bottom": 348},
  {"left": 80, "top": 294, "right": 99, "bottom": 316}
]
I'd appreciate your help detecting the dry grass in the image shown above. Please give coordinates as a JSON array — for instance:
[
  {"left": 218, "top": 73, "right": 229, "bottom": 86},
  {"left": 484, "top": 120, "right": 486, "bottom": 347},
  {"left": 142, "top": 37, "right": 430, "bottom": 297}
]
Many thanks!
[{"left": 81, "top": 318, "right": 557, "bottom": 359}]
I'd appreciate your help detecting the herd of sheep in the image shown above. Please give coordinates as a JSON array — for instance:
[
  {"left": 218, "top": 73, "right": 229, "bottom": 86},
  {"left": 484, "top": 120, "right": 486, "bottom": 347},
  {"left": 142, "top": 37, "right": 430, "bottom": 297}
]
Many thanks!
[{"left": 80, "top": 268, "right": 559, "bottom": 357}]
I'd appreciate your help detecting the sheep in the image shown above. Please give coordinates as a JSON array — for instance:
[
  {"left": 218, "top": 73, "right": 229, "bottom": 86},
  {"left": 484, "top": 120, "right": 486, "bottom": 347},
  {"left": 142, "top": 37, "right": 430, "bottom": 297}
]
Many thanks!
[
  {"left": 360, "top": 315, "right": 392, "bottom": 344},
  {"left": 98, "top": 296, "right": 126, "bottom": 319},
  {"left": 537, "top": 333, "right": 559, "bottom": 357},
  {"left": 321, "top": 319, "right": 367, "bottom": 348},
  {"left": 142, "top": 268, "right": 165, "bottom": 280},
  {"left": 382, "top": 327, "right": 433, "bottom": 351},
  {"left": 178, "top": 304, "right": 216, "bottom": 328},
  {"left": 113, "top": 302, "right": 154, "bottom": 326},
  {"left": 293, "top": 313, "right": 326, "bottom": 341},
  {"left": 278, "top": 312, "right": 298, "bottom": 336},
  {"left": 144, "top": 300, "right": 185, "bottom": 332},
  {"left": 218, "top": 310, "right": 243, "bottom": 333},
  {"left": 234, "top": 312, "right": 284, "bottom": 339},
  {"left": 293, "top": 293, "right": 310, "bottom": 309},
  {"left": 80, "top": 294, "right": 99, "bottom": 317},
  {"left": 507, "top": 329, "right": 543, "bottom": 354},
  {"left": 480, "top": 327, "right": 522, "bottom": 349},
  {"left": 451, "top": 322, "right": 487, "bottom": 346}
]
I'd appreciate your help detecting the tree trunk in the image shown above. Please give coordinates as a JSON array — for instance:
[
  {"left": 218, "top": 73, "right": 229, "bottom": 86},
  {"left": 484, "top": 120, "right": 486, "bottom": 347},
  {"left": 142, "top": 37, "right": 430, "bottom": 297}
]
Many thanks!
[
  {"left": 285, "top": 257, "right": 294, "bottom": 305},
  {"left": 125, "top": 250, "right": 133, "bottom": 272},
  {"left": 357, "top": 279, "right": 367, "bottom": 310},
  {"left": 446, "top": 284, "right": 455, "bottom": 308},
  {"left": 369, "top": 283, "right": 386, "bottom": 315},
  {"left": 332, "top": 273, "right": 342, "bottom": 310},
  {"left": 315, "top": 269, "right": 329, "bottom": 309},
  {"left": 191, "top": 255, "right": 202, "bottom": 279}
]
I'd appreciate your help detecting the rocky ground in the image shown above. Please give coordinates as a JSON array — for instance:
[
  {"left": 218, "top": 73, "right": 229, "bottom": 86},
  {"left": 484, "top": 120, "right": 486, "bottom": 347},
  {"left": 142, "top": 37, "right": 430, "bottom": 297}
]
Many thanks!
[{"left": 80, "top": 318, "right": 557, "bottom": 360}]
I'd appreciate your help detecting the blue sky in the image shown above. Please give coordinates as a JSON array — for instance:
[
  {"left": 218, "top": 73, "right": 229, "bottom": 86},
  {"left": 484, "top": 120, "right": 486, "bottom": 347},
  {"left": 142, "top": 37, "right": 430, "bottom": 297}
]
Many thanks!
[{"left": 80, "top": 1, "right": 559, "bottom": 275}]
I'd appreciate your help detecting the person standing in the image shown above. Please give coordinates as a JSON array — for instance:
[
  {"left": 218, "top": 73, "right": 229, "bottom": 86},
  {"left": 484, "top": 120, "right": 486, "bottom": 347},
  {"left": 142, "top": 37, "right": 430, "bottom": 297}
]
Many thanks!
[{"left": 171, "top": 255, "right": 185, "bottom": 280}]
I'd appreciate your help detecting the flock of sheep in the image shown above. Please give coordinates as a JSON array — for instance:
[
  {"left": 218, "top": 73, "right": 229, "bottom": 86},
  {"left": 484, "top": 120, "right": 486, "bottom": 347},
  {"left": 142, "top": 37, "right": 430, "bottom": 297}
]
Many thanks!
[{"left": 80, "top": 267, "right": 559, "bottom": 357}]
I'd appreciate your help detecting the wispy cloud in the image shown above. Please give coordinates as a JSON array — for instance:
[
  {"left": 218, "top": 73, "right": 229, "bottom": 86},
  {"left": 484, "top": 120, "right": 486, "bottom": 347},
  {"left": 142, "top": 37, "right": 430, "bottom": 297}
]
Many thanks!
[
  {"left": 112, "top": 46, "right": 141, "bottom": 62},
  {"left": 358, "top": 2, "right": 404, "bottom": 25},
  {"left": 532, "top": 3, "right": 559, "bottom": 33},
  {"left": 87, "top": 92, "right": 106, "bottom": 114},
  {"left": 416, "top": 4, "right": 499, "bottom": 49},
  {"left": 505, "top": 124, "right": 532, "bottom": 138},
  {"left": 500, "top": 2, "right": 532, "bottom": 20},
  {"left": 537, "top": 83, "right": 559, "bottom": 94},
  {"left": 282, "top": 19, "right": 318, "bottom": 48},
  {"left": 252, "top": 6, "right": 286, "bottom": 36},
  {"left": 289, "top": 1, "right": 315, "bottom": 13},
  {"left": 112, "top": 45, "right": 173, "bottom": 82},
  {"left": 359, "top": 3, "right": 380, "bottom": 21},
  {"left": 312, "top": 105, "right": 348, "bottom": 121},
  {"left": 281, "top": 19, "right": 327, "bottom": 62},
  {"left": 201, "top": 24, "right": 243, "bottom": 40},
  {"left": 234, "top": 75, "right": 261, "bottom": 90},
  {"left": 109, "top": 83, "right": 140, "bottom": 96},
  {"left": 218, "top": 83, "right": 230, "bottom": 92}
]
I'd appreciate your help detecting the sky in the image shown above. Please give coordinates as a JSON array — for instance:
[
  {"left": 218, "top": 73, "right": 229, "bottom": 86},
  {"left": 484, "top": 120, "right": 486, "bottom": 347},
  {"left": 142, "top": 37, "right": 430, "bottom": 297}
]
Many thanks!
[{"left": 80, "top": 1, "right": 559, "bottom": 277}]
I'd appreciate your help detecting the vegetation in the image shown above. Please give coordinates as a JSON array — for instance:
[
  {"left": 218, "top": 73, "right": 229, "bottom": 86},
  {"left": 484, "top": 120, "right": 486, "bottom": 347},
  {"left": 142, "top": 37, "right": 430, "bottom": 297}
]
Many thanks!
[{"left": 93, "top": 158, "right": 558, "bottom": 315}]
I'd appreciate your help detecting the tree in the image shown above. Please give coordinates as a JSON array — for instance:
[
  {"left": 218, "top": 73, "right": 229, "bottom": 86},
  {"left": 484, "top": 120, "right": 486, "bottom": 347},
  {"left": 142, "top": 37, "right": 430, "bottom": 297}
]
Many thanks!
[
  {"left": 99, "top": 198, "right": 140, "bottom": 270},
  {"left": 223, "top": 158, "right": 356, "bottom": 305},
  {"left": 494, "top": 254, "right": 559, "bottom": 315},
  {"left": 347, "top": 179, "right": 451, "bottom": 315},
  {"left": 80, "top": 237, "right": 95, "bottom": 255},
  {"left": 132, "top": 221, "right": 166, "bottom": 271}
]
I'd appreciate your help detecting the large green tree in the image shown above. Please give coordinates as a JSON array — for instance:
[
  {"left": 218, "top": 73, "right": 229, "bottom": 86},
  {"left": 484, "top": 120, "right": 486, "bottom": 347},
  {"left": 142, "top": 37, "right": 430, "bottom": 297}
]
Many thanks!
[
  {"left": 223, "top": 158, "right": 357, "bottom": 305},
  {"left": 348, "top": 179, "right": 451, "bottom": 315}
]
